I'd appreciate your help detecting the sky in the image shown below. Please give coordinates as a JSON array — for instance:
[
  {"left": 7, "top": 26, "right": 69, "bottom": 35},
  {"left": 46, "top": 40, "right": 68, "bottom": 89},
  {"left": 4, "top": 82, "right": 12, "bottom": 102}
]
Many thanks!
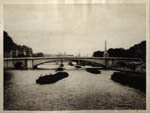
[{"left": 4, "top": 4, "right": 146, "bottom": 56}]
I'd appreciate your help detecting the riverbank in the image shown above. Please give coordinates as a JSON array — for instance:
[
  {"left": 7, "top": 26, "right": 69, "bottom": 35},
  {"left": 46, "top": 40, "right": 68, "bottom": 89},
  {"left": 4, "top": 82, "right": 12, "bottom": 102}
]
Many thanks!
[
  {"left": 111, "top": 71, "right": 146, "bottom": 92},
  {"left": 111, "top": 67, "right": 145, "bottom": 74}
]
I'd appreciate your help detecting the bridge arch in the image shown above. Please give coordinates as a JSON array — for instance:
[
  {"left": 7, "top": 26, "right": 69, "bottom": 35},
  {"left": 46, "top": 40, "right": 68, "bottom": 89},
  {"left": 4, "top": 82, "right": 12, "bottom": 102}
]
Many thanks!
[
  {"left": 115, "top": 61, "right": 128, "bottom": 67},
  {"left": 14, "top": 61, "right": 25, "bottom": 69},
  {"left": 33, "top": 59, "right": 106, "bottom": 69},
  {"left": 33, "top": 60, "right": 66, "bottom": 69},
  {"left": 73, "top": 59, "right": 105, "bottom": 67}
]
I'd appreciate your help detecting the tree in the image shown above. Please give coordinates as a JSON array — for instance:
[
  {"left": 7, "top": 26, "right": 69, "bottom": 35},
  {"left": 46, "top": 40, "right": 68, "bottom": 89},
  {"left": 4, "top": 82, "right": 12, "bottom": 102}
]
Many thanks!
[
  {"left": 93, "top": 40, "right": 146, "bottom": 62},
  {"left": 4, "top": 31, "right": 34, "bottom": 57},
  {"left": 93, "top": 51, "right": 104, "bottom": 57},
  {"left": 4, "top": 31, "right": 17, "bottom": 52}
]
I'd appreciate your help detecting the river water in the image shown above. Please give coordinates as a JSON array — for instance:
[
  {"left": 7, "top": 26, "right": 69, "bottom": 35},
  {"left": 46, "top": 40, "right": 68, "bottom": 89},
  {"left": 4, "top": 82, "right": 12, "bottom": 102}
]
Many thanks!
[{"left": 4, "top": 63, "right": 146, "bottom": 110}]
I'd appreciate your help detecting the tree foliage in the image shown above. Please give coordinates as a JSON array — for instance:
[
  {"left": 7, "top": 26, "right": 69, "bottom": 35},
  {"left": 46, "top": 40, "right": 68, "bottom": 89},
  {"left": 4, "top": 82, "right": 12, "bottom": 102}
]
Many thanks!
[
  {"left": 93, "top": 41, "right": 146, "bottom": 61},
  {"left": 4, "top": 31, "right": 33, "bottom": 57}
]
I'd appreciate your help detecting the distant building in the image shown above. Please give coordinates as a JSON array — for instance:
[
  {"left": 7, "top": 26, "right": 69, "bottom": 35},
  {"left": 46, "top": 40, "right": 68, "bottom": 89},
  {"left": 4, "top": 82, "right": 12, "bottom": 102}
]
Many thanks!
[
  {"left": 4, "top": 50, "right": 17, "bottom": 58},
  {"left": 4, "top": 48, "right": 33, "bottom": 58},
  {"left": 25, "top": 48, "right": 33, "bottom": 57},
  {"left": 103, "top": 40, "right": 109, "bottom": 57}
]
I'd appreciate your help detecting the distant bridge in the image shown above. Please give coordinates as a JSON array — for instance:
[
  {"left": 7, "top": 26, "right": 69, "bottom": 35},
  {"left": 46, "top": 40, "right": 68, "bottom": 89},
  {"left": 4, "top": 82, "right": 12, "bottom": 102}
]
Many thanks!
[{"left": 4, "top": 56, "right": 141, "bottom": 69}]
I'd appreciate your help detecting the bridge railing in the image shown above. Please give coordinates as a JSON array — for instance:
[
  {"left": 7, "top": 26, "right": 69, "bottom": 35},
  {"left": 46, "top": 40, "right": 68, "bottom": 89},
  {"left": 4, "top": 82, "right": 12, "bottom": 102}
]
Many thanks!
[{"left": 4, "top": 56, "right": 141, "bottom": 61}]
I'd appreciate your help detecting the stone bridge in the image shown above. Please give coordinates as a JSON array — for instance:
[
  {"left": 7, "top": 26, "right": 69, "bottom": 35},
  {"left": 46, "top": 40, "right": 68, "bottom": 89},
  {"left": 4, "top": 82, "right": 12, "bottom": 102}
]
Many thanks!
[{"left": 4, "top": 56, "right": 141, "bottom": 69}]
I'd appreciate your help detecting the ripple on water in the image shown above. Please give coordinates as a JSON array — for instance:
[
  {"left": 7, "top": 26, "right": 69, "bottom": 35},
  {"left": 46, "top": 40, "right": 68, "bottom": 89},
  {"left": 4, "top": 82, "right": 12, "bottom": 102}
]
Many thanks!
[{"left": 4, "top": 64, "right": 146, "bottom": 110}]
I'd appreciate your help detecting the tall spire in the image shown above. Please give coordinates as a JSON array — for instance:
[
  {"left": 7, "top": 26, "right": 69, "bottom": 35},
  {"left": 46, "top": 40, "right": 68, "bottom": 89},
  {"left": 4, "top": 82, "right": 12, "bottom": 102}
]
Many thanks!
[
  {"left": 105, "top": 40, "right": 107, "bottom": 52},
  {"left": 103, "top": 40, "right": 109, "bottom": 57}
]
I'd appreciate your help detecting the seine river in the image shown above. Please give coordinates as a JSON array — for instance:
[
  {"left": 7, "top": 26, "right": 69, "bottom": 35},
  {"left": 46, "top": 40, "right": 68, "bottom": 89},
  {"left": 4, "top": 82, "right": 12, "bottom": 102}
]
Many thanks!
[{"left": 4, "top": 63, "right": 146, "bottom": 110}]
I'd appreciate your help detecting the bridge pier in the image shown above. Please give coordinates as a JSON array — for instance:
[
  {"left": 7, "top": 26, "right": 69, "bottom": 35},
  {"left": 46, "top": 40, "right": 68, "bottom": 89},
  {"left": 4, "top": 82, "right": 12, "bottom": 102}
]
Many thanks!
[
  {"left": 4, "top": 59, "right": 34, "bottom": 69},
  {"left": 60, "top": 60, "right": 63, "bottom": 65},
  {"left": 104, "top": 59, "right": 115, "bottom": 69},
  {"left": 24, "top": 59, "right": 28, "bottom": 69},
  {"left": 56, "top": 60, "right": 58, "bottom": 65},
  {"left": 26, "top": 59, "right": 34, "bottom": 69},
  {"left": 76, "top": 60, "right": 81, "bottom": 65}
]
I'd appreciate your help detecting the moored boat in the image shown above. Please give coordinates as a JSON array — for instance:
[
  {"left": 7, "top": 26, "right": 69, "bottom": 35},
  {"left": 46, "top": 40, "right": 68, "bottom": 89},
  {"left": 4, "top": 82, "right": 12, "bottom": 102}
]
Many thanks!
[
  {"left": 36, "top": 72, "right": 69, "bottom": 84},
  {"left": 75, "top": 65, "right": 82, "bottom": 69},
  {"left": 56, "top": 67, "right": 64, "bottom": 71},
  {"left": 86, "top": 68, "right": 101, "bottom": 74}
]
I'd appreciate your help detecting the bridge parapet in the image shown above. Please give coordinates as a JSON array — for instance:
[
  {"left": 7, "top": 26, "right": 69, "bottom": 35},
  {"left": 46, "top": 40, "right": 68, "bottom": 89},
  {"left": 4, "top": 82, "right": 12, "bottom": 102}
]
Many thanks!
[{"left": 4, "top": 57, "right": 141, "bottom": 61}]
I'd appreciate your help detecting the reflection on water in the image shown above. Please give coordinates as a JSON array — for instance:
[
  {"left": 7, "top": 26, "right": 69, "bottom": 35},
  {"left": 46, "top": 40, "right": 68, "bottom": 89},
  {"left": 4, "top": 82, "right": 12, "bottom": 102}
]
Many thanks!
[{"left": 4, "top": 63, "right": 146, "bottom": 110}]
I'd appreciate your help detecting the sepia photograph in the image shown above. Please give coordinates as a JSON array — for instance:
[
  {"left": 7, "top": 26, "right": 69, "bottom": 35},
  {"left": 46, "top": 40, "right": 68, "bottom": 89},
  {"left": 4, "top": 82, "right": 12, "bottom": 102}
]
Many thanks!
[{"left": 3, "top": 2, "right": 147, "bottom": 111}]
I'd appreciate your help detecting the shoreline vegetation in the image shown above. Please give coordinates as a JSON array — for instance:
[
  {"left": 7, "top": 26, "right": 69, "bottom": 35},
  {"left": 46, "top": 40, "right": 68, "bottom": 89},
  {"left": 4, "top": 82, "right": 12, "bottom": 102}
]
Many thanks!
[
  {"left": 111, "top": 71, "right": 146, "bottom": 93},
  {"left": 93, "top": 41, "right": 146, "bottom": 62},
  {"left": 104, "top": 65, "right": 146, "bottom": 92},
  {"left": 4, "top": 31, "right": 44, "bottom": 58}
]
